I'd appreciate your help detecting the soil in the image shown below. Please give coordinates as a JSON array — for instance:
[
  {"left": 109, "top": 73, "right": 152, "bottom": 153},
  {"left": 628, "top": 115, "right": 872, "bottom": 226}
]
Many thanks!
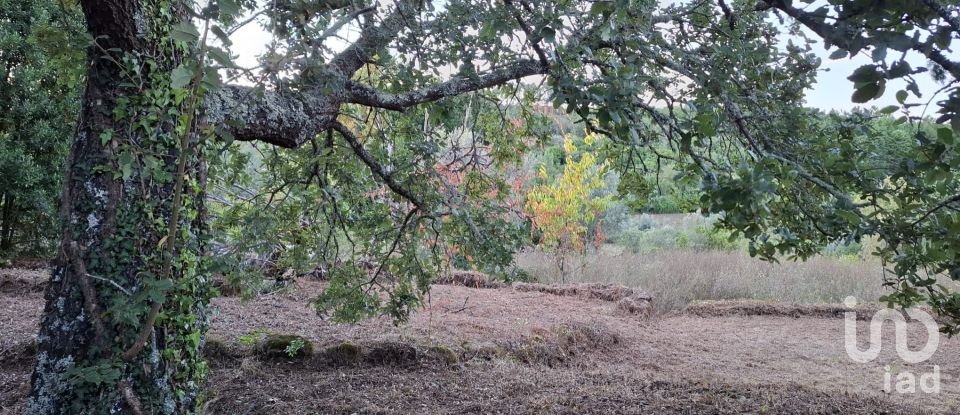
[{"left": 1, "top": 268, "right": 958, "bottom": 414}]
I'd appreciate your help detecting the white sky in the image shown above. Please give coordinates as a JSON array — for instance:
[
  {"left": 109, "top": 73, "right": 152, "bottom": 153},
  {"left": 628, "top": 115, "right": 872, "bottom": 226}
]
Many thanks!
[
  {"left": 227, "top": 2, "right": 957, "bottom": 113},
  {"left": 801, "top": 35, "right": 951, "bottom": 113}
]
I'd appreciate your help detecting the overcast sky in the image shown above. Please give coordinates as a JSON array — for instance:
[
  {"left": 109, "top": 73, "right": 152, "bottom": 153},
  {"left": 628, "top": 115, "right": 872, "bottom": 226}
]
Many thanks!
[{"left": 802, "top": 36, "right": 949, "bottom": 113}]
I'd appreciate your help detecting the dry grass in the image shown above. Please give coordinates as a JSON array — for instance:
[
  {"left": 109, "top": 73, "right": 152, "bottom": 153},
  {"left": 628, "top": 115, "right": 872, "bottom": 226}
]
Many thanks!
[
  {"left": 683, "top": 299, "right": 885, "bottom": 320},
  {"left": 513, "top": 282, "right": 653, "bottom": 315},
  {"left": 433, "top": 270, "right": 507, "bottom": 289},
  {"left": 202, "top": 363, "right": 938, "bottom": 415},
  {"left": 4, "top": 271, "right": 960, "bottom": 414},
  {"left": 516, "top": 249, "right": 894, "bottom": 314},
  {"left": 434, "top": 273, "right": 655, "bottom": 316}
]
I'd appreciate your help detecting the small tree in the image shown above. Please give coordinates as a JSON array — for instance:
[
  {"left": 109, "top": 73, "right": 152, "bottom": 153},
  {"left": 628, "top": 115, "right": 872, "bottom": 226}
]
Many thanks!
[{"left": 526, "top": 134, "right": 610, "bottom": 282}]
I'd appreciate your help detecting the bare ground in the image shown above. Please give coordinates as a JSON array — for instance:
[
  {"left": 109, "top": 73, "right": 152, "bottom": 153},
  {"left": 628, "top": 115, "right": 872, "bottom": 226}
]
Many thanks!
[{"left": 2, "top": 268, "right": 958, "bottom": 414}]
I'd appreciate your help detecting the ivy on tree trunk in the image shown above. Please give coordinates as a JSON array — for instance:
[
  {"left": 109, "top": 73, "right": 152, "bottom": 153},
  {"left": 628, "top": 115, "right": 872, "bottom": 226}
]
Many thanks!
[{"left": 28, "top": 1, "right": 210, "bottom": 413}]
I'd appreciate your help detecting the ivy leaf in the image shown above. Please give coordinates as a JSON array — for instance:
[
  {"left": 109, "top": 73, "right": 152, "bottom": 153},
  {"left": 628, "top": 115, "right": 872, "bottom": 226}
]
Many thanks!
[
  {"left": 99, "top": 130, "right": 113, "bottom": 146},
  {"left": 170, "top": 65, "right": 194, "bottom": 89},
  {"left": 118, "top": 151, "right": 134, "bottom": 181},
  {"left": 207, "top": 47, "right": 234, "bottom": 68},
  {"left": 170, "top": 21, "right": 199, "bottom": 43}
]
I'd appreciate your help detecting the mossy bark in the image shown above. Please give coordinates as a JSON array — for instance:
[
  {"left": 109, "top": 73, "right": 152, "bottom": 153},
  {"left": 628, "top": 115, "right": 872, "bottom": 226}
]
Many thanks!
[{"left": 27, "top": 1, "right": 210, "bottom": 413}]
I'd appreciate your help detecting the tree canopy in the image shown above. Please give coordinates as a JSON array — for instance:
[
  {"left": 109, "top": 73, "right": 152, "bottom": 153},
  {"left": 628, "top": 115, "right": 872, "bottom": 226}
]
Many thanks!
[
  {"left": 0, "top": 0, "right": 84, "bottom": 256},
  {"left": 16, "top": 0, "right": 960, "bottom": 413}
]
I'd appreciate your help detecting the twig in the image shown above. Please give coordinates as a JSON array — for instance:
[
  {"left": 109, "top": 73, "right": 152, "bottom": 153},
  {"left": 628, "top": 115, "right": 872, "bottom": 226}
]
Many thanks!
[
  {"left": 911, "top": 193, "right": 960, "bottom": 226},
  {"left": 87, "top": 274, "right": 132, "bottom": 296},
  {"left": 446, "top": 296, "right": 470, "bottom": 313},
  {"left": 65, "top": 241, "right": 107, "bottom": 346},
  {"left": 367, "top": 207, "right": 419, "bottom": 287},
  {"left": 333, "top": 122, "right": 424, "bottom": 209},
  {"left": 504, "top": 0, "right": 550, "bottom": 67}
]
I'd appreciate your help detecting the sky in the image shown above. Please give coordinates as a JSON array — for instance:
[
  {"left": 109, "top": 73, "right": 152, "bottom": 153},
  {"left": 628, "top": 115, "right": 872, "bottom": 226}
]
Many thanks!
[
  {"left": 227, "top": 1, "right": 956, "bottom": 113},
  {"left": 801, "top": 36, "right": 948, "bottom": 113}
]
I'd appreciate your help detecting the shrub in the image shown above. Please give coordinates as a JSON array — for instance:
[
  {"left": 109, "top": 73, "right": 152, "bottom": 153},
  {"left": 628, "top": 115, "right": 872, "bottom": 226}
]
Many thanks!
[
  {"left": 607, "top": 214, "right": 743, "bottom": 254},
  {"left": 823, "top": 240, "right": 864, "bottom": 259}
]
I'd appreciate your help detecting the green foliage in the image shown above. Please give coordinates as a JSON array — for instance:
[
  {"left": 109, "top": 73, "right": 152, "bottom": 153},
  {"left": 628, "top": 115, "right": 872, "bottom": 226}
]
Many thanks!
[
  {"left": 609, "top": 214, "right": 743, "bottom": 254},
  {"left": 209, "top": 92, "right": 538, "bottom": 321},
  {"left": 283, "top": 337, "right": 309, "bottom": 358},
  {"left": 238, "top": 328, "right": 268, "bottom": 347},
  {"left": 30, "top": 1, "right": 252, "bottom": 411},
  {"left": 20, "top": 4, "right": 960, "bottom": 413},
  {"left": 0, "top": 0, "right": 84, "bottom": 256}
]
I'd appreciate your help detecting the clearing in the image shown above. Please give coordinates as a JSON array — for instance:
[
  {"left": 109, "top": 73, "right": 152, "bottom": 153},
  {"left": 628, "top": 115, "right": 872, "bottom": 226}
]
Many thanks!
[{"left": 1, "top": 268, "right": 958, "bottom": 414}]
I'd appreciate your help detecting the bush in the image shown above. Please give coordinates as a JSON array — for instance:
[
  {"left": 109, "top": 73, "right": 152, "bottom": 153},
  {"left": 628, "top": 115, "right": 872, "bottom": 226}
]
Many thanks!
[
  {"left": 600, "top": 200, "right": 631, "bottom": 237},
  {"left": 697, "top": 224, "right": 743, "bottom": 251},
  {"left": 823, "top": 240, "right": 864, "bottom": 259},
  {"left": 606, "top": 214, "right": 743, "bottom": 254}
]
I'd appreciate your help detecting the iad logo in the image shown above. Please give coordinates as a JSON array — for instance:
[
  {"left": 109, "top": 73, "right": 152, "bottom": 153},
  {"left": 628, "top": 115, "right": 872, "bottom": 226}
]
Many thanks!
[{"left": 843, "top": 296, "right": 941, "bottom": 394}]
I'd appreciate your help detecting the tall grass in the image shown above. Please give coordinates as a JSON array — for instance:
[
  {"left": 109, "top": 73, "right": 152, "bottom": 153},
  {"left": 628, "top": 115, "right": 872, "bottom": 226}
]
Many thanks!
[{"left": 515, "top": 248, "right": 892, "bottom": 314}]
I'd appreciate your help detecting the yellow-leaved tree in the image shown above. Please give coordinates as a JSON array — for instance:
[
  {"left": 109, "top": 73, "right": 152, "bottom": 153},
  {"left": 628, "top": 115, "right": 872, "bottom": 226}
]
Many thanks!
[{"left": 525, "top": 134, "right": 611, "bottom": 283}]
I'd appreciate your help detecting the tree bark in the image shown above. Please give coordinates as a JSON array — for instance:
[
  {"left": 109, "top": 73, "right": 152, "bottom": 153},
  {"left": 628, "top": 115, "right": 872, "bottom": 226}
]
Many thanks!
[
  {"left": 28, "top": 1, "right": 209, "bottom": 413},
  {"left": 26, "top": 0, "right": 551, "bottom": 412},
  {"left": 0, "top": 193, "right": 12, "bottom": 252}
]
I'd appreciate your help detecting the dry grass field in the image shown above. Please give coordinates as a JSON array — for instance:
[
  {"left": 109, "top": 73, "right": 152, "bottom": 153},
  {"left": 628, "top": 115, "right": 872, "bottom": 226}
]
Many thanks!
[
  {"left": 2, "top": 266, "right": 960, "bottom": 414},
  {"left": 516, "top": 249, "right": 892, "bottom": 314}
]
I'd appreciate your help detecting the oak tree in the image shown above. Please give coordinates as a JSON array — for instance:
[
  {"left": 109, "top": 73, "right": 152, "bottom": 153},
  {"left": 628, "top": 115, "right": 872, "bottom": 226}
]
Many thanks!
[{"left": 26, "top": 0, "right": 960, "bottom": 413}]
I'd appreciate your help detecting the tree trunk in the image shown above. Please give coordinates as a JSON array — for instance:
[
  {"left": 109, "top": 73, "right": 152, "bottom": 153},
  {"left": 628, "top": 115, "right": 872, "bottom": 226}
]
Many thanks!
[
  {"left": 0, "top": 193, "right": 12, "bottom": 252},
  {"left": 28, "top": 1, "right": 211, "bottom": 413}
]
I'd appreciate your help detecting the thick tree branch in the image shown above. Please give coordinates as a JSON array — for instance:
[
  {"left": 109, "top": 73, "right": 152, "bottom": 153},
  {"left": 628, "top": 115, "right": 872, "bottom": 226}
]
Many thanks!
[
  {"left": 207, "top": 59, "right": 548, "bottom": 147},
  {"left": 205, "top": 85, "right": 339, "bottom": 148},
  {"left": 207, "top": 3, "right": 549, "bottom": 147},
  {"left": 344, "top": 60, "right": 549, "bottom": 111},
  {"left": 328, "top": 0, "right": 414, "bottom": 75}
]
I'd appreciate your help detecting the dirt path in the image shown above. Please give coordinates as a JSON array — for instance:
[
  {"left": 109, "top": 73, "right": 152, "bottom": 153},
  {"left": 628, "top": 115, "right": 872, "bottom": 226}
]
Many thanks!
[{"left": 1, "top": 269, "right": 957, "bottom": 414}]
